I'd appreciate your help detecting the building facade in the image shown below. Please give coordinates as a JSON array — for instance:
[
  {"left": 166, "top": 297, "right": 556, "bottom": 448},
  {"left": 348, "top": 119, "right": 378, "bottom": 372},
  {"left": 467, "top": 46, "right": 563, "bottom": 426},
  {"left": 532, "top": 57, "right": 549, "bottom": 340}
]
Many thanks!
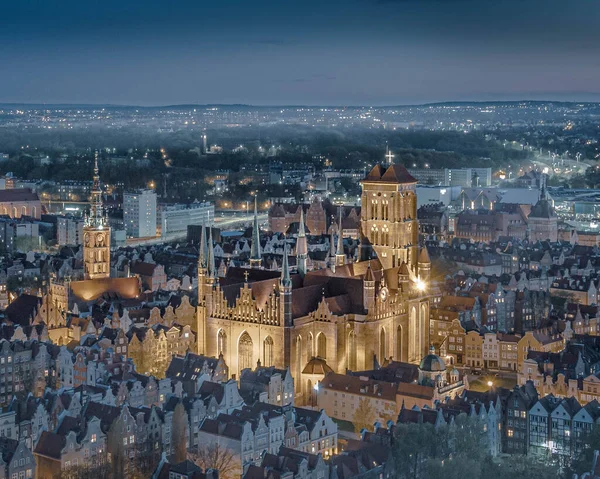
[
  {"left": 196, "top": 164, "right": 430, "bottom": 405},
  {"left": 124, "top": 189, "right": 157, "bottom": 238}
]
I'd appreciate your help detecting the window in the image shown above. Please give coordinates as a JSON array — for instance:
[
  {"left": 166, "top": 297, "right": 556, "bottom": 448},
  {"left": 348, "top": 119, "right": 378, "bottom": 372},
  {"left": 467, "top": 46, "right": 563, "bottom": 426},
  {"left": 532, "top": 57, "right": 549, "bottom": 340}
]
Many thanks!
[{"left": 91, "top": 433, "right": 97, "bottom": 443}]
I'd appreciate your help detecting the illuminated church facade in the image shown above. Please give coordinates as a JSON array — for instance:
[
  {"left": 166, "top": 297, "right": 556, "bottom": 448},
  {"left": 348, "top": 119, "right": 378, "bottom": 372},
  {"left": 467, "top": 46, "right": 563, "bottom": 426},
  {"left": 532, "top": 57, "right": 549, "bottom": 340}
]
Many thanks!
[{"left": 196, "top": 163, "right": 431, "bottom": 404}]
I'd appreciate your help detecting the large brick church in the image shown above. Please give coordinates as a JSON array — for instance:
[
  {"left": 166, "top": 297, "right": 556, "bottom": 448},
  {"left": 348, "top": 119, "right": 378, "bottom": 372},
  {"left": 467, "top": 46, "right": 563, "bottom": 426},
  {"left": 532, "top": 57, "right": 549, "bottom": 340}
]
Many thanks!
[{"left": 196, "top": 162, "right": 431, "bottom": 404}]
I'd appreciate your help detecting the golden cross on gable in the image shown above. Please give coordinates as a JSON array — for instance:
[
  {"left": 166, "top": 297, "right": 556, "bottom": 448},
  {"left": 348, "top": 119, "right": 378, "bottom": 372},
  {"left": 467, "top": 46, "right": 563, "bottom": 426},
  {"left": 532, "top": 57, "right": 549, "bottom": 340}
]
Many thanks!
[{"left": 244, "top": 270, "right": 250, "bottom": 283}]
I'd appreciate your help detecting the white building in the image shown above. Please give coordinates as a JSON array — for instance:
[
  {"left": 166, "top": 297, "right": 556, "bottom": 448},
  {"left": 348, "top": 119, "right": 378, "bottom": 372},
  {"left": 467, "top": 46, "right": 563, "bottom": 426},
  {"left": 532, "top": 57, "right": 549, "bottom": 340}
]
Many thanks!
[
  {"left": 124, "top": 189, "right": 157, "bottom": 238},
  {"left": 159, "top": 201, "right": 214, "bottom": 237},
  {"left": 56, "top": 216, "right": 85, "bottom": 246}
]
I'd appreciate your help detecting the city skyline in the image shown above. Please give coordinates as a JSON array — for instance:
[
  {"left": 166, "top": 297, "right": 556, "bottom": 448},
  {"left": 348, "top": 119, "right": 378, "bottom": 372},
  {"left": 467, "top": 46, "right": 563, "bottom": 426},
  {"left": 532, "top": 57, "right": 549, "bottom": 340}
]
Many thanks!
[{"left": 2, "top": 0, "right": 600, "bottom": 106}]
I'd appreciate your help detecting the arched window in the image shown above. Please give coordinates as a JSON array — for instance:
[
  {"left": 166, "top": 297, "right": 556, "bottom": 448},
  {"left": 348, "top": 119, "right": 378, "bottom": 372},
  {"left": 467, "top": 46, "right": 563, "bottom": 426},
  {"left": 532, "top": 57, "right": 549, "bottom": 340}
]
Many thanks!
[
  {"left": 348, "top": 331, "right": 357, "bottom": 371},
  {"left": 295, "top": 336, "right": 302, "bottom": 395},
  {"left": 31, "top": 206, "right": 36, "bottom": 218},
  {"left": 306, "top": 333, "right": 313, "bottom": 361},
  {"left": 217, "top": 329, "right": 227, "bottom": 356},
  {"left": 238, "top": 332, "right": 253, "bottom": 373},
  {"left": 379, "top": 328, "right": 387, "bottom": 361},
  {"left": 21, "top": 206, "right": 27, "bottom": 216},
  {"left": 409, "top": 307, "right": 418, "bottom": 362},
  {"left": 316, "top": 333, "right": 327, "bottom": 359},
  {"left": 263, "top": 336, "right": 274, "bottom": 367},
  {"left": 396, "top": 325, "right": 403, "bottom": 361}
]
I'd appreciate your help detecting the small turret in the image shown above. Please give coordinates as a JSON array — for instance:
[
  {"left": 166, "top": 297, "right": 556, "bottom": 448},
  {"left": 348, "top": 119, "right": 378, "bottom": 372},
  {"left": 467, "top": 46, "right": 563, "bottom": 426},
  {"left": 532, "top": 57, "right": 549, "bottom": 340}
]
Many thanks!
[
  {"left": 418, "top": 247, "right": 431, "bottom": 284},
  {"left": 363, "top": 262, "right": 375, "bottom": 312}
]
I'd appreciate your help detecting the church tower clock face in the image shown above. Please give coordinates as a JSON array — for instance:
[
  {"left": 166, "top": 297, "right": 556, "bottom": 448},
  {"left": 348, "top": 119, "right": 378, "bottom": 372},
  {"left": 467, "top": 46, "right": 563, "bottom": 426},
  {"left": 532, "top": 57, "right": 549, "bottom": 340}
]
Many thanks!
[
  {"left": 379, "top": 287, "right": 389, "bottom": 302},
  {"left": 96, "top": 233, "right": 105, "bottom": 246}
]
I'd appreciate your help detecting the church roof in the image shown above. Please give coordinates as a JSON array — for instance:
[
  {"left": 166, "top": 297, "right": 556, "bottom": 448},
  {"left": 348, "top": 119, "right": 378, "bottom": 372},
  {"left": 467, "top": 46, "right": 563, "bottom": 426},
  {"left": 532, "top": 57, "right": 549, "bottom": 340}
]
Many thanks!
[
  {"left": 529, "top": 198, "right": 556, "bottom": 219},
  {"left": 302, "top": 357, "right": 333, "bottom": 375},
  {"left": 70, "top": 277, "right": 140, "bottom": 302},
  {"left": 419, "top": 347, "right": 446, "bottom": 372},
  {"left": 362, "top": 164, "right": 416, "bottom": 184}
]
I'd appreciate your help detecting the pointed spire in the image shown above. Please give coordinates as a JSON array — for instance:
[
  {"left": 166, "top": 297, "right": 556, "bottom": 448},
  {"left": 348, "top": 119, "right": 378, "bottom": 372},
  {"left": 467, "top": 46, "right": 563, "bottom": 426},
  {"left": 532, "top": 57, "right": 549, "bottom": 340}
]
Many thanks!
[
  {"left": 281, "top": 242, "right": 292, "bottom": 288},
  {"left": 250, "top": 196, "right": 262, "bottom": 267},
  {"left": 198, "top": 225, "right": 207, "bottom": 269},
  {"left": 298, "top": 207, "right": 306, "bottom": 237},
  {"left": 207, "top": 226, "right": 216, "bottom": 278},
  {"left": 296, "top": 207, "right": 308, "bottom": 277},
  {"left": 418, "top": 247, "right": 431, "bottom": 264},
  {"left": 87, "top": 150, "right": 106, "bottom": 228},
  {"left": 364, "top": 261, "right": 374, "bottom": 282},
  {"left": 335, "top": 208, "right": 345, "bottom": 268},
  {"left": 336, "top": 209, "right": 344, "bottom": 256},
  {"left": 329, "top": 229, "right": 336, "bottom": 257}
]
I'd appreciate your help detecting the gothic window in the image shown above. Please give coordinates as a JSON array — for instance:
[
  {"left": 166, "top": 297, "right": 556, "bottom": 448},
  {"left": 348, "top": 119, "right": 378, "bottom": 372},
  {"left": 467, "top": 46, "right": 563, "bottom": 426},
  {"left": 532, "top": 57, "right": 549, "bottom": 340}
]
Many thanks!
[
  {"left": 306, "top": 333, "right": 313, "bottom": 361},
  {"left": 409, "top": 306, "right": 418, "bottom": 362},
  {"left": 348, "top": 331, "right": 357, "bottom": 371},
  {"left": 21, "top": 206, "right": 27, "bottom": 216},
  {"left": 295, "top": 336, "right": 302, "bottom": 395},
  {"left": 396, "top": 325, "right": 403, "bottom": 361},
  {"left": 217, "top": 329, "right": 227, "bottom": 356},
  {"left": 379, "top": 328, "right": 387, "bottom": 361},
  {"left": 238, "top": 332, "right": 253, "bottom": 373},
  {"left": 317, "top": 333, "right": 327, "bottom": 359},
  {"left": 263, "top": 336, "right": 274, "bottom": 367}
]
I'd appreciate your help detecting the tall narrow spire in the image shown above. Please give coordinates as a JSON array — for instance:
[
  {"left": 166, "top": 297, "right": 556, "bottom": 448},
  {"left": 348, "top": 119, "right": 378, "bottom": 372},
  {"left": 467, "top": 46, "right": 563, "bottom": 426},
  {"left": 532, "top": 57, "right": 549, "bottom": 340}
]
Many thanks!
[
  {"left": 199, "top": 224, "right": 208, "bottom": 270},
  {"left": 336, "top": 208, "right": 345, "bottom": 267},
  {"left": 329, "top": 228, "right": 336, "bottom": 273},
  {"left": 281, "top": 242, "right": 292, "bottom": 288},
  {"left": 86, "top": 150, "right": 106, "bottom": 228},
  {"left": 207, "top": 226, "right": 216, "bottom": 279},
  {"left": 250, "top": 196, "right": 262, "bottom": 268},
  {"left": 298, "top": 207, "right": 306, "bottom": 237},
  {"left": 296, "top": 207, "right": 308, "bottom": 277}
]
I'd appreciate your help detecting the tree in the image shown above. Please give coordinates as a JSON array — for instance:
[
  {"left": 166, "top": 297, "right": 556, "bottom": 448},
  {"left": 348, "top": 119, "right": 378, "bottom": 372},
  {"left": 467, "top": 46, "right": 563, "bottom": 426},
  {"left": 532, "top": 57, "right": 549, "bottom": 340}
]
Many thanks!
[
  {"left": 171, "top": 402, "right": 188, "bottom": 463},
  {"left": 106, "top": 420, "right": 127, "bottom": 478},
  {"left": 353, "top": 398, "right": 377, "bottom": 434},
  {"left": 487, "top": 454, "right": 558, "bottom": 479},
  {"left": 189, "top": 443, "right": 237, "bottom": 479},
  {"left": 566, "top": 425, "right": 600, "bottom": 477}
]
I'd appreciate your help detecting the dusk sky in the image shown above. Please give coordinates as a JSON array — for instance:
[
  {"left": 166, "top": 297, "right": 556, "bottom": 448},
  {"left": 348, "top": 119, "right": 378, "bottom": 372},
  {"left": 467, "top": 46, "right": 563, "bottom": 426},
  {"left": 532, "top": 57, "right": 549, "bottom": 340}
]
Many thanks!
[{"left": 2, "top": 0, "right": 600, "bottom": 106}]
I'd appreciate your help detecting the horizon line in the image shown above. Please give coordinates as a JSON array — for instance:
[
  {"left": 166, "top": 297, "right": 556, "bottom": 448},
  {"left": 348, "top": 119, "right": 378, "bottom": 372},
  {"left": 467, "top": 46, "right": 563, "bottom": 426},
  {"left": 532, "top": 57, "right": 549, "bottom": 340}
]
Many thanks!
[{"left": 1, "top": 99, "right": 599, "bottom": 109}]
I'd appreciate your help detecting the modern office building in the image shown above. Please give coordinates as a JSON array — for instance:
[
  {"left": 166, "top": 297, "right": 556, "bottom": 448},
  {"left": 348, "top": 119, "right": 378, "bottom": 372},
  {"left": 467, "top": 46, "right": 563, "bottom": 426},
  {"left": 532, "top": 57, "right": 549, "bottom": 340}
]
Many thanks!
[{"left": 408, "top": 167, "right": 492, "bottom": 188}]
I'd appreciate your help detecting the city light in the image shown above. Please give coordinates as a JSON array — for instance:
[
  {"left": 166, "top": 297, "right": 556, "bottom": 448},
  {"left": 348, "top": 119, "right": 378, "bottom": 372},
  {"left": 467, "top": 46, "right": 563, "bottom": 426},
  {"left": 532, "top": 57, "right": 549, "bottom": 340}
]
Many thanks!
[{"left": 415, "top": 279, "right": 426, "bottom": 292}]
